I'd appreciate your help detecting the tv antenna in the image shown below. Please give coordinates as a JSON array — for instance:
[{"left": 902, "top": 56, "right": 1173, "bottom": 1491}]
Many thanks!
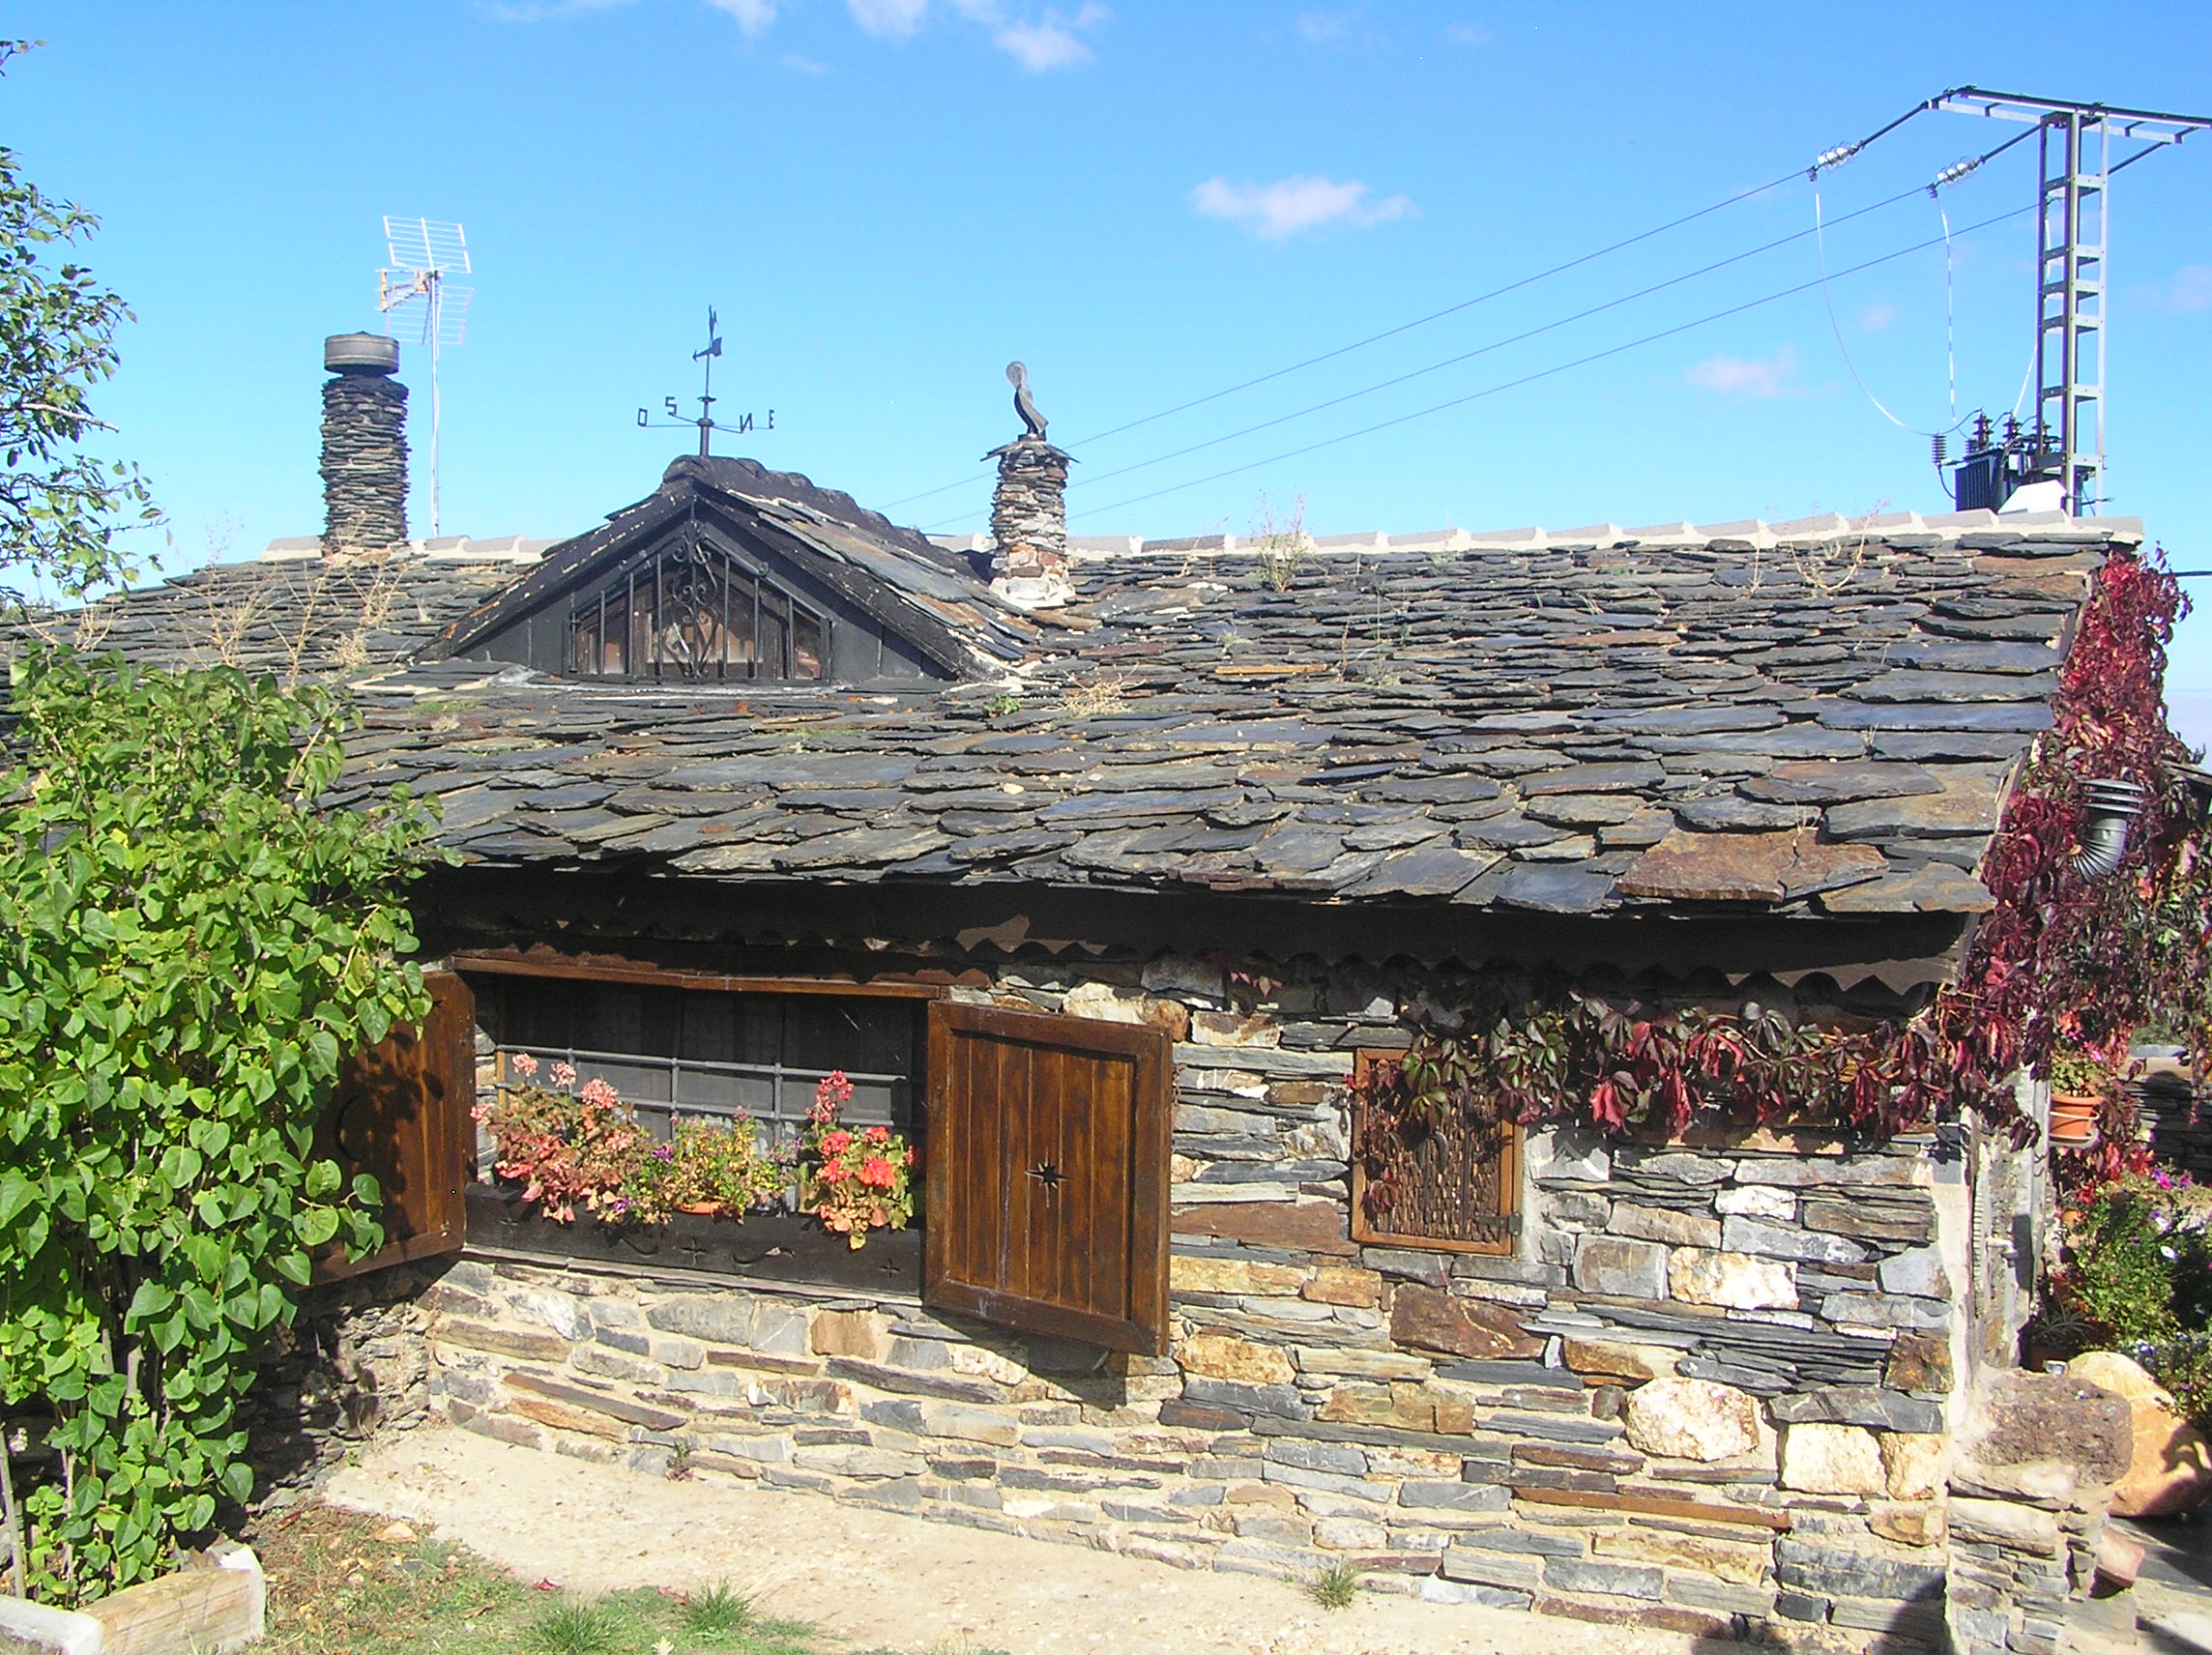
[
  {"left": 378, "top": 217, "right": 473, "bottom": 537},
  {"left": 638, "top": 307, "right": 773, "bottom": 457}
]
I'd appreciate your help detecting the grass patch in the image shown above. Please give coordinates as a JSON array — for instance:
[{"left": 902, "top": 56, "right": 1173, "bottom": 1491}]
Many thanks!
[
  {"left": 526, "top": 1599, "right": 626, "bottom": 1655},
  {"left": 683, "top": 1581, "right": 756, "bottom": 1640},
  {"left": 248, "top": 1504, "right": 822, "bottom": 1655},
  {"left": 1304, "top": 1558, "right": 1362, "bottom": 1611}
]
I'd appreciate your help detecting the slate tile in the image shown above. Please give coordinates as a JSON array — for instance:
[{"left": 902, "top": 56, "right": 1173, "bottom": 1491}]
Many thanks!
[
  {"left": 771, "top": 827, "right": 950, "bottom": 869},
  {"left": 1245, "top": 824, "right": 1351, "bottom": 873},
  {"left": 1739, "top": 762, "right": 1945, "bottom": 806},
  {"left": 1819, "top": 862, "right": 1996, "bottom": 915},
  {"left": 942, "top": 827, "right": 1080, "bottom": 863},
  {"left": 1490, "top": 864, "right": 1615, "bottom": 913},
  {"left": 1343, "top": 843, "right": 1500, "bottom": 898},
  {"left": 1037, "top": 789, "right": 1242, "bottom": 823},
  {"left": 1521, "top": 761, "right": 1667, "bottom": 796},
  {"left": 1455, "top": 815, "right": 1566, "bottom": 851},
  {"left": 1644, "top": 726, "right": 1868, "bottom": 758},
  {"left": 1674, "top": 796, "right": 1813, "bottom": 832},
  {"left": 1823, "top": 774, "right": 2005, "bottom": 840},
  {"left": 1885, "top": 638, "right": 2061, "bottom": 674},
  {"left": 1869, "top": 731, "right": 2036, "bottom": 763},
  {"left": 1364, "top": 773, "right": 1504, "bottom": 804},
  {"left": 1526, "top": 793, "right": 1652, "bottom": 827},
  {"left": 1816, "top": 701, "right": 2054, "bottom": 733},
  {"left": 1618, "top": 829, "right": 1885, "bottom": 904}
]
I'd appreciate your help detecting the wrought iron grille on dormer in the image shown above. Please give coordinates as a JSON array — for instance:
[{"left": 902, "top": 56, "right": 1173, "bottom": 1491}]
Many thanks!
[{"left": 568, "top": 532, "right": 829, "bottom": 682}]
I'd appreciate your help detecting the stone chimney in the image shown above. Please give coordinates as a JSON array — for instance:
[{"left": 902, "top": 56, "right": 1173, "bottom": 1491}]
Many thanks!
[
  {"left": 320, "top": 334, "right": 408, "bottom": 553},
  {"left": 984, "top": 360, "right": 1074, "bottom": 608}
]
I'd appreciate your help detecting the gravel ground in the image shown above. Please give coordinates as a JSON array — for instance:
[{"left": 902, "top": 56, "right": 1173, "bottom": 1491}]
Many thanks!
[{"left": 326, "top": 1426, "right": 1755, "bottom": 1655}]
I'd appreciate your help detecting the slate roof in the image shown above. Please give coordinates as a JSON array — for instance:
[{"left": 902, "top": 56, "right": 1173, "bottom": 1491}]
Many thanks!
[
  {"left": 433, "top": 457, "right": 1048, "bottom": 677},
  {"left": 45, "top": 458, "right": 2130, "bottom": 927},
  {"left": 1, "top": 546, "right": 536, "bottom": 676}
]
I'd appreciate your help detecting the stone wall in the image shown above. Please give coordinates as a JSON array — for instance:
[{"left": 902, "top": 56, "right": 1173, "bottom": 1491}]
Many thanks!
[
  {"left": 395, "top": 949, "right": 1997, "bottom": 1645},
  {"left": 1942, "top": 1368, "right": 2134, "bottom": 1655},
  {"left": 245, "top": 1263, "right": 441, "bottom": 1512}
]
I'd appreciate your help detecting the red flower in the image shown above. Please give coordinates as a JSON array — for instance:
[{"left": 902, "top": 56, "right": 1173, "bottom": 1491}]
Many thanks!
[
  {"left": 864, "top": 1125, "right": 889, "bottom": 1145},
  {"left": 859, "top": 1155, "right": 896, "bottom": 1189},
  {"left": 818, "top": 1161, "right": 847, "bottom": 1184},
  {"left": 822, "top": 1129, "right": 853, "bottom": 1155}
]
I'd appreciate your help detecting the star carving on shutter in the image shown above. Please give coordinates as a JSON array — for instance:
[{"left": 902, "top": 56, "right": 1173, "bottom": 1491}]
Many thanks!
[{"left": 1027, "top": 1161, "right": 1066, "bottom": 1193}]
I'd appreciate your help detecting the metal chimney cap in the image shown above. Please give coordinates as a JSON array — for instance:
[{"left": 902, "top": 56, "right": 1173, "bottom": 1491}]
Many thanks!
[{"left": 324, "top": 333, "right": 399, "bottom": 374}]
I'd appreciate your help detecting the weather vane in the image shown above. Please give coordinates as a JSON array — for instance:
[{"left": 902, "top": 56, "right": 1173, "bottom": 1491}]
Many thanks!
[{"left": 637, "top": 307, "right": 774, "bottom": 457}]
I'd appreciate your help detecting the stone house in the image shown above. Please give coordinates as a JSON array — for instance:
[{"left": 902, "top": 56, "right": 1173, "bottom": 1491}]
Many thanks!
[{"left": 72, "top": 336, "right": 2158, "bottom": 1654}]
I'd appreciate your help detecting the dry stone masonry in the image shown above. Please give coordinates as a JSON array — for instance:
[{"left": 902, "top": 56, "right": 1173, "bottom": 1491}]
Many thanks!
[
  {"left": 985, "top": 435, "right": 1073, "bottom": 606},
  {"left": 391, "top": 948, "right": 2080, "bottom": 1651},
  {"left": 320, "top": 333, "right": 410, "bottom": 552}
]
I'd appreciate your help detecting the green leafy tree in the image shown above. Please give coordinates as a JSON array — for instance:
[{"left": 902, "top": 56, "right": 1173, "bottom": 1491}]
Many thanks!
[
  {"left": 0, "top": 39, "right": 157, "bottom": 608},
  {"left": 0, "top": 652, "right": 439, "bottom": 1601}
]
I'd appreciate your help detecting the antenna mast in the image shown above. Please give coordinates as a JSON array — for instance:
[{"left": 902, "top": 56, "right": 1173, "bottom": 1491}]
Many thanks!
[
  {"left": 378, "top": 217, "right": 474, "bottom": 537},
  {"left": 1936, "top": 90, "right": 2208, "bottom": 512}
]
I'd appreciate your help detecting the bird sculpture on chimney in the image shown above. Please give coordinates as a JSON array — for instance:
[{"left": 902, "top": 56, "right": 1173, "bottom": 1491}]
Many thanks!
[{"left": 1007, "top": 361, "right": 1049, "bottom": 442}]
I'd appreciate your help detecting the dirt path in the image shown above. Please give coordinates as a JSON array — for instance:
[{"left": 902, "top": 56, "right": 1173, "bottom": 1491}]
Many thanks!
[{"left": 327, "top": 1427, "right": 1749, "bottom": 1655}]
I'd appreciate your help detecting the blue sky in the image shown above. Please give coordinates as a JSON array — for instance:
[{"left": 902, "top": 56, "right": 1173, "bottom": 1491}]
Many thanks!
[{"left": 8, "top": 1, "right": 2210, "bottom": 743}]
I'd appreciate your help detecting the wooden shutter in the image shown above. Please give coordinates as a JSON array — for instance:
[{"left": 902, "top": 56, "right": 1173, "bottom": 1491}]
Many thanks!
[
  {"left": 923, "top": 1002, "right": 1172, "bottom": 1355},
  {"left": 313, "top": 971, "right": 477, "bottom": 1283},
  {"left": 1348, "top": 1049, "right": 1521, "bottom": 1257}
]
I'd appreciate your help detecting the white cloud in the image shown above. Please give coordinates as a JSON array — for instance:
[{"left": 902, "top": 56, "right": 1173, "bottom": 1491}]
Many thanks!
[
  {"left": 780, "top": 50, "right": 830, "bottom": 71},
  {"left": 849, "top": 0, "right": 928, "bottom": 36},
  {"left": 705, "top": 0, "right": 776, "bottom": 34},
  {"left": 1443, "top": 21, "right": 1492, "bottom": 44},
  {"left": 996, "top": 16, "right": 1089, "bottom": 68},
  {"left": 1295, "top": 10, "right": 1353, "bottom": 43},
  {"left": 1858, "top": 302, "right": 1899, "bottom": 333},
  {"left": 1684, "top": 346, "right": 1800, "bottom": 399},
  {"left": 949, "top": 1, "right": 1100, "bottom": 69},
  {"left": 1190, "top": 174, "right": 1415, "bottom": 242},
  {"left": 2163, "top": 265, "right": 2212, "bottom": 313}
]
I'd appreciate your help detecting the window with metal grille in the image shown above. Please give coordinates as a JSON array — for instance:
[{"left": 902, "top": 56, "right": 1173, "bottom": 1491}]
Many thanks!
[
  {"left": 481, "top": 978, "right": 920, "bottom": 1160},
  {"left": 1348, "top": 1049, "right": 1521, "bottom": 1256},
  {"left": 568, "top": 534, "right": 829, "bottom": 682}
]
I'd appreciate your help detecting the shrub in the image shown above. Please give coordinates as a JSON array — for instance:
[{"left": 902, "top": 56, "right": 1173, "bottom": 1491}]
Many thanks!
[
  {"left": 2051, "top": 1172, "right": 2212, "bottom": 1420},
  {"left": 0, "top": 653, "right": 439, "bottom": 1601}
]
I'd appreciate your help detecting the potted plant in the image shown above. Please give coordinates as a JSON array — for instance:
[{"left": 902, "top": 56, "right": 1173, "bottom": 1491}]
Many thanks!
[
  {"left": 2048, "top": 1045, "right": 2113, "bottom": 1150},
  {"left": 798, "top": 1071, "right": 917, "bottom": 1249},
  {"left": 627, "top": 1116, "right": 787, "bottom": 1222},
  {"left": 477, "top": 1056, "right": 651, "bottom": 1223}
]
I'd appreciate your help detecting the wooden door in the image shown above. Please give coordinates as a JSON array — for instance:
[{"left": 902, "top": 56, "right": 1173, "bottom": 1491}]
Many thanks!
[
  {"left": 312, "top": 971, "right": 477, "bottom": 1283},
  {"left": 923, "top": 1002, "right": 1171, "bottom": 1354}
]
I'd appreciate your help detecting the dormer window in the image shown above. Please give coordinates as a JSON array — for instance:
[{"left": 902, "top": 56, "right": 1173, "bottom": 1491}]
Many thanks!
[{"left": 568, "top": 535, "right": 830, "bottom": 682}]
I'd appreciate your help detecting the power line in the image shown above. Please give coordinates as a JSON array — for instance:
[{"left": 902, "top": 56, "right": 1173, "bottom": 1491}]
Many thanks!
[
  {"left": 1061, "top": 166, "right": 1813, "bottom": 450},
  {"left": 1071, "top": 203, "right": 2032, "bottom": 523},
  {"left": 1048, "top": 182, "right": 1935, "bottom": 506},
  {"left": 879, "top": 164, "right": 1815, "bottom": 513}
]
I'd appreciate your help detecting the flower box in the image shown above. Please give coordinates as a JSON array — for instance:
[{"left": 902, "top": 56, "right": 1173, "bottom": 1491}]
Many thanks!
[{"left": 463, "top": 1183, "right": 920, "bottom": 1294}]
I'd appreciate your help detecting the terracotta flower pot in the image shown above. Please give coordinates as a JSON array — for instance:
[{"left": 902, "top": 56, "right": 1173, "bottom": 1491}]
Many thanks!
[
  {"left": 2050, "top": 1093, "right": 2102, "bottom": 1150},
  {"left": 676, "top": 1201, "right": 721, "bottom": 1216}
]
